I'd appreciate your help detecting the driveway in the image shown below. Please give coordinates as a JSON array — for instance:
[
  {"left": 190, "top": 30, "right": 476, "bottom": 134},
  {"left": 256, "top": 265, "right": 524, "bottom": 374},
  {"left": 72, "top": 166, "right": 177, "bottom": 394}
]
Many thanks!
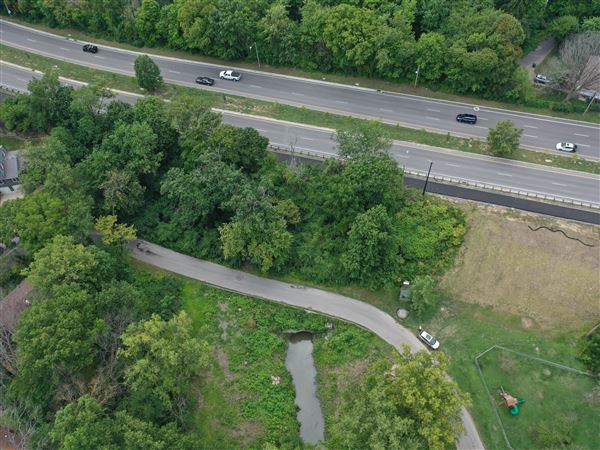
[
  {"left": 130, "top": 240, "right": 485, "bottom": 449},
  {"left": 519, "top": 37, "right": 556, "bottom": 75}
]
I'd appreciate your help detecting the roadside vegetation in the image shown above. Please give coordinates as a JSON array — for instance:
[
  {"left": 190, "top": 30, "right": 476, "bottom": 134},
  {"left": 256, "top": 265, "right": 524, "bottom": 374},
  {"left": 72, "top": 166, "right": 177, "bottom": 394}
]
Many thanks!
[
  {"left": 2, "top": 0, "right": 599, "bottom": 115},
  {"left": 1, "top": 45, "right": 598, "bottom": 175}
]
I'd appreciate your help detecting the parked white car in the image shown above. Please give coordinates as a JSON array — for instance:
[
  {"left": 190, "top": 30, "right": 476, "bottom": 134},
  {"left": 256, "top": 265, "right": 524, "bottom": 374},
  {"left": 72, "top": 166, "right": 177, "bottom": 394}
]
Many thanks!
[
  {"left": 418, "top": 326, "right": 440, "bottom": 350},
  {"left": 555, "top": 142, "right": 577, "bottom": 153},
  {"left": 219, "top": 69, "right": 242, "bottom": 81}
]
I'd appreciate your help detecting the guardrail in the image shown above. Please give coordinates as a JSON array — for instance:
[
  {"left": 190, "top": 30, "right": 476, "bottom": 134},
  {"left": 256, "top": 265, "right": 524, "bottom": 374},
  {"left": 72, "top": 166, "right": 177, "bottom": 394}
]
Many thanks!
[{"left": 269, "top": 145, "right": 600, "bottom": 210}]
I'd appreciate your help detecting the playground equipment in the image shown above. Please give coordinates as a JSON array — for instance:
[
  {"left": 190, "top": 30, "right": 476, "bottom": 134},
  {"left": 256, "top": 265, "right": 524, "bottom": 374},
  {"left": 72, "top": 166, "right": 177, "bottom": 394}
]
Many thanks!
[{"left": 498, "top": 386, "right": 526, "bottom": 415}]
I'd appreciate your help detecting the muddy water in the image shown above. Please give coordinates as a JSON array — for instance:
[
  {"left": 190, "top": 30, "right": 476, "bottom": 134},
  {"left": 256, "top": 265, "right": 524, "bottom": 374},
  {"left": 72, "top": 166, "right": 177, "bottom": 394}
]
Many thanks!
[{"left": 285, "top": 332, "right": 325, "bottom": 445}]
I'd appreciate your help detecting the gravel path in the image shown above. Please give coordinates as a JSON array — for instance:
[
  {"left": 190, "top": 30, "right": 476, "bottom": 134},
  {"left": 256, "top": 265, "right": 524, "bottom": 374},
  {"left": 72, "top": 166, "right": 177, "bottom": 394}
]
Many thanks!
[{"left": 130, "top": 239, "right": 485, "bottom": 449}]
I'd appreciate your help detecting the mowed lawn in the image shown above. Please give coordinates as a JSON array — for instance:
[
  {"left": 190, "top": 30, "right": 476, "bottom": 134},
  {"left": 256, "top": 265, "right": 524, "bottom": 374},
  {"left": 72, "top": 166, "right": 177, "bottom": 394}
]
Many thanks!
[{"left": 425, "top": 203, "right": 600, "bottom": 449}]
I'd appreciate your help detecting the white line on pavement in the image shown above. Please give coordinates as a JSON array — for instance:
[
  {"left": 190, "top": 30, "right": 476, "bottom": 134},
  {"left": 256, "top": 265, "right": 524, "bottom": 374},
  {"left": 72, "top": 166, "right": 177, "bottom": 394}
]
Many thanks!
[
  {"left": 578, "top": 143, "right": 591, "bottom": 147},
  {"left": 575, "top": 133, "right": 589, "bottom": 138},
  {"left": 497, "top": 172, "right": 513, "bottom": 177},
  {"left": 427, "top": 108, "right": 441, "bottom": 113},
  {"left": 552, "top": 182, "right": 567, "bottom": 187},
  {"left": 426, "top": 116, "right": 440, "bottom": 121},
  {"left": 335, "top": 100, "right": 348, "bottom": 104},
  {"left": 523, "top": 134, "right": 538, "bottom": 138},
  {"left": 379, "top": 108, "right": 394, "bottom": 113},
  {"left": 249, "top": 84, "right": 262, "bottom": 88},
  {"left": 168, "top": 70, "right": 180, "bottom": 74},
  {"left": 291, "top": 92, "right": 305, "bottom": 96},
  {"left": 95, "top": 55, "right": 105, "bottom": 59},
  {"left": 524, "top": 125, "right": 538, "bottom": 129},
  {"left": 300, "top": 137, "right": 314, "bottom": 141},
  {"left": 26, "top": 38, "right": 36, "bottom": 42},
  {"left": 59, "top": 47, "right": 70, "bottom": 51},
  {"left": 474, "top": 125, "right": 487, "bottom": 129},
  {"left": 446, "top": 163, "right": 461, "bottom": 167},
  {"left": 478, "top": 117, "right": 489, "bottom": 121}
]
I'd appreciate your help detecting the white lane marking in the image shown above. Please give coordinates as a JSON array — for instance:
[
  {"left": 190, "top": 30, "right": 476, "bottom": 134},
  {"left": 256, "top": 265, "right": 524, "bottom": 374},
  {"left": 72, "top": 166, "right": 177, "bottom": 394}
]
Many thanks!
[
  {"left": 396, "top": 155, "right": 409, "bottom": 159},
  {"left": 291, "top": 92, "right": 305, "bottom": 96},
  {"left": 497, "top": 172, "right": 513, "bottom": 177},
  {"left": 426, "top": 116, "right": 440, "bottom": 121},
  {"left": 474, "top": 125, "right": 487, "bottom": 129},
  {"left": 16, "top": 77, "right": 29, "bottom": 82},
  {"left": 59, "top": 47, "right": 70, "bottom": 51},
  {"left": 523, "top": 134, "right": 538, "bottom": 138},
  {"left": 446, "top": 163, "right": 461, "bottom": 167},
  {"left": 335, "top": 100, "right": 348, "bottom": 104},
  {"left": 26, "top": 38, "right": 36, "bottom": 42},
  {"left": 574, "top": 133, "right": 589, "bottom": 138},
  {"left": 300, "top": 137, "right": 314, "bottom": 141},
  {"left": 95, "top": 55, "right": 105, "bottom": 59},
  {"left": 551, "top": 182, "right": 567, "bottom": 187},
  {"left": 255, "top": 129, "right": 268, "bottom": 133},
  {"left": 577, "top": 143, "right": 591, "bottom": 147},
  {"left": 523, "top": 125, "right": 538, "bottom": 129},
  {"left": 427, "top": 108, "right": 441, "bottom": 113},
  {"left": 168, "top": 70, "right": 181, "bottom": 74},
  {"left": 478, "top": 117, "right": 489, "bottom": 121},
  {"left": 379, "top": 108, "right": 394, "bottom": 113},
  {"left": 249, "top": 84, "right": 262, "bottom": 88}
]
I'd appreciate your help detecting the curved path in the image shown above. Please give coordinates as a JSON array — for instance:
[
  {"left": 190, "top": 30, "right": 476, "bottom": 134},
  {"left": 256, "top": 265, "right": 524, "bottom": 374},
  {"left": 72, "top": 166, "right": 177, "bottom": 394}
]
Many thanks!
[{"left": 129, "top": 240, "right": 485, "bottom": 449}]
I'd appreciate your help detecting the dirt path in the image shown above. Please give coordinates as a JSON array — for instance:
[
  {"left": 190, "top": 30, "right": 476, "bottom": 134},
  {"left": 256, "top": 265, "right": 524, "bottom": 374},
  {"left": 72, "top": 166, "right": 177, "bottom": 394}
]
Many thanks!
[{"left": 130, "top": 239, "right": 486, "bottom": 450}]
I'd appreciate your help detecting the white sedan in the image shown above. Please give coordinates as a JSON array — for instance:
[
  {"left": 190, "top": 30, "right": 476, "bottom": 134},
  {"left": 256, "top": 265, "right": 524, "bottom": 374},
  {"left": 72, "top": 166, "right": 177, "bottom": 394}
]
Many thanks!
[
  {"left": 555, "top": 142, "right": 577, "bottom": 153},
  {"left": 219, "top": 69, "right": 242, "bottom": 81},
  {"left": 418, "top": 327, "right": 440, "bottom": 350}
]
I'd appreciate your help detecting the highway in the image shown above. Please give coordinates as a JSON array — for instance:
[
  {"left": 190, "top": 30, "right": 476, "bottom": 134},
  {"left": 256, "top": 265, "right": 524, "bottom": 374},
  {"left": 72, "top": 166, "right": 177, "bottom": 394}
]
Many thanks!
[
  {"left": 1, "top": 61, "right": 599, "bottom": 210},
  {"left": 1, "top": 18, "right": 599, "bottom": 159}
]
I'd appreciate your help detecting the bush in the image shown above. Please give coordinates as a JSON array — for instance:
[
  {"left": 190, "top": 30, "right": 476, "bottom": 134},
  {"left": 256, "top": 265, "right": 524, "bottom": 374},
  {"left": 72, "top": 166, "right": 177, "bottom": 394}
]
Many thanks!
[
  {"left": 549, "top": 16, "right": 580, "bottom": 42},
  {"left": 407, "top": 275, "right": 440, "bottom": 317},
  {"left": 578, "top": 326, "right": 600, "bottom": 373},
  {"left": 487, "top": 120, "right": 523, "bottom": 157}
]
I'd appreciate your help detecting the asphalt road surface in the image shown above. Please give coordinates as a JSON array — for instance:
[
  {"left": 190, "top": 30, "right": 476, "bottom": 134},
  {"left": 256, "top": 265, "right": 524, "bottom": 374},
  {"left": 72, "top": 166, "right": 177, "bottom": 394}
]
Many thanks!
[
  {"left": 1, "top": 19, "right": 598, "bottom": 159},
  {"left": 129, "top": 239, "right": 485, "bottom": 450},
  {"left": 1, "top": 61, "right": 599, "bottom": 210}
]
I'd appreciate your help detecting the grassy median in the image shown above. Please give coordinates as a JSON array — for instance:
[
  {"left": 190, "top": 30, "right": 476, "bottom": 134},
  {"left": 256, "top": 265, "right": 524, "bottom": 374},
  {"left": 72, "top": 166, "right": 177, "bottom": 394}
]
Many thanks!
[{"left": 1, "top": 43, "right": 599, "bottom": 175}]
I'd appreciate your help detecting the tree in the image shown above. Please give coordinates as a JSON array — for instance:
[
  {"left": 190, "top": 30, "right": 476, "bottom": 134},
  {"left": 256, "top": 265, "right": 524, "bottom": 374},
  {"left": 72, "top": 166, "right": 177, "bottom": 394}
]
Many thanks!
[
  {"left": 330, "top": 347, "right": 468, "bottom": 450},
  {"left": 341, "top": 205, "right": 402, "bottom": 289},
  {"left": 50, "top": 396, "right": 118, "bottom": 450},
  {"left": 549, "top": 15, "right": 580, "bottom": 42},
  {"left": 407, "top": 275, "right": 440, "bottom": 317},
  {"left": 10, "top": 286, "right": 106, "bottom": 413},
  {"left": 133, "top": 96, "right": 179, "bottom": 163},
  {"left": 220, "top": 184, "right": 293, "bottom": 272},
  {"left": 19, "top": 134, "right": 72, "bottom": 193},
  {"left": 26, "top": 69, "right": 73, "bottom": 131},
  {"left": 118, "top": 312, "right": 210, "bottom": 416},
  {"left": 204, "top": 124, "right": 269, "bottom": 173},
  {"left": 334, "top": 120, "right": 392, "bottom": 159},
  {"left": 134, "top": 55, "right": 163, "bottom": 92},
  {"left": 95, "top": 215, "right": 137, "bottom": 248},
  {"left": 258, "top": 1, "right": 300, "bottom": 66},
  {"left": 582, "top": 17, "right": 600, "bottom": 32},
  {"left": 68, "top": 85, "right": 115, "bottom": 150},
  {"left": 23, "top": 235, "right": 116, "bottom": 296},
  {"left": 487, "top": 119, "right": 522, "bottom": 157},
  {"left": 548, "top": 32, "right": 600, "bottom": 100},
  {"left": 135, "top": 0, "right": 161, "bottom": 44},
  {"left": 416, "top": 32, "right": 448, "bottom": 82},
  {"left": 0, "top": 191, "right": 93, "bottom": 255},
  {"left": 100, "top": 169, "right": 145, "bottom": 216}
]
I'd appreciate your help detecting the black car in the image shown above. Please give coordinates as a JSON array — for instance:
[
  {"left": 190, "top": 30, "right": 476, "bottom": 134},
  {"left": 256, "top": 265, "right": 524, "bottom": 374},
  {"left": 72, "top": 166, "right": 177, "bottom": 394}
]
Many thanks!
[
  {"left": 82, "top": 44, "right": 98, "bottom": 54},
  {"left": 456, "top": 113, "right": 477, "bottom": 124},
  {"left": 195, "top": 76, "right": 215, "bottom": 86}
]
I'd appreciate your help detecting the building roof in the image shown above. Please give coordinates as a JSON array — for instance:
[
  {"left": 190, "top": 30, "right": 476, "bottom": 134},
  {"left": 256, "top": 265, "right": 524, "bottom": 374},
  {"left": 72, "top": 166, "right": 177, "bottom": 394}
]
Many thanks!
[
  {"left": 0, "top": 146, "right": 21, "bottom": 184},
  {"left": 0, "top": 279, "right": 33, "bottom": 331}
]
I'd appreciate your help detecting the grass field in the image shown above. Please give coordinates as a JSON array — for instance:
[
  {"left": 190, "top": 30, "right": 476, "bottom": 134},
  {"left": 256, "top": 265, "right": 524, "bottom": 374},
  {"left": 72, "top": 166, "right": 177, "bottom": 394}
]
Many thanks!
[
  {"left": 477, "top": 346, "right": 599, "bottom": 449},
  {"left": 1, "top": 44, "right": 599, "bottom": 175},
  {"left": 424, "top": 203, "right": 600, "bottom": 449}
]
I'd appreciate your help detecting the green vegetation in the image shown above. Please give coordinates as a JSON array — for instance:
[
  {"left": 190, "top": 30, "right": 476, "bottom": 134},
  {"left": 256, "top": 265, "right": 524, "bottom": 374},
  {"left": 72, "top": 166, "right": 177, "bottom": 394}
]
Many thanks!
[
  {"left": 134, "top": 54, "right": 164, "bottom": 93},
  {"left": 578, "top": 325, "right": 600, "bottom": 374},
  {"left": 1, "top": 43, "right": 599, "bottom": 175},
  {"left": 487, "top": 119, "right": 523, "bottom": 157}
]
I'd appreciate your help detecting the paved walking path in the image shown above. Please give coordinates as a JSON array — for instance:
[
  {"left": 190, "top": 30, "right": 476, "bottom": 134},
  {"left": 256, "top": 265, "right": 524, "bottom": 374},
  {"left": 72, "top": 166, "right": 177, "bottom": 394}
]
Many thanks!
[
  {"left": 519, "top": 37, "right": 556, "bottom": 75},
  {"left": 130, "top": 239, "right": 485, "bottom": 449}
]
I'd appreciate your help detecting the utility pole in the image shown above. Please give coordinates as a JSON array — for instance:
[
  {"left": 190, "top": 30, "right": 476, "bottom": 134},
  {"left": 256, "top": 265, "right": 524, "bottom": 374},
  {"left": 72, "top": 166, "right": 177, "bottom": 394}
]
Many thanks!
[
  {"left": 414, "top": 65, "right": 420, "bottom": 88},
  {"left": 250, "top": 42, "right": 261, "bottom": 69},
  {"left": 584, "top": 91, "right": 597, "bottom": 114},
  {"left": 422, "top": 161, "right": 433, "bottom": 196}
]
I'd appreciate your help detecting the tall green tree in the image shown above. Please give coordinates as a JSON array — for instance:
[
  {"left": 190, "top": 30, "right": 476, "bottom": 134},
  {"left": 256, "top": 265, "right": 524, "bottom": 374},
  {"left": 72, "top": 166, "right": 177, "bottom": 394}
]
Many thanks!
[
  {"left": 416, "top": 32, "right": 448, "bottom": 82},
  {"left": 134, "top": 55, "right": 163, "bottom": 92},
  {"left": 330, "top": 347, "right": 468, "bottom": 450},
  {"left": 487, "top": 119, "right": 523, "bottom": 156},
  {"left": 258, "top": 1, "right": 300, "bottom": 66},
  {"left": 26, "top": 70, "right": 73, "bottom": 131},
  {"left": 335, "top": 120, "right": 392, "bottom": 159},
  {"left": 407, "top": 275, "right": 440, "bottom": 317},
  {"left": 342, "top": 205, "right": 402, "bottom": 289},
  {"left": 118, "top": 312, "right": 210, "bottom": 415},
  {"left": 135, "top": 0, "right": 161, "bottom": 44}
]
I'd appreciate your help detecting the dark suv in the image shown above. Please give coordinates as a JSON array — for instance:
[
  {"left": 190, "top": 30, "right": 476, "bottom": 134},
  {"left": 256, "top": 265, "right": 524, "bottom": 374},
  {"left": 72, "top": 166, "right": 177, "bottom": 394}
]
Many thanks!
[
  {"left": 82, "top": 44, "right": 99, "bottom": 54},
  {"left": 456, "top": 113, "right": 477, "bottom": 124}
]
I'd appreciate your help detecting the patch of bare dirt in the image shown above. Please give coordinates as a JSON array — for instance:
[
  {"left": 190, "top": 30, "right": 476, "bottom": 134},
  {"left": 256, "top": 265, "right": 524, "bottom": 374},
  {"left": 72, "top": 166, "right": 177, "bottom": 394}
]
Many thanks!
[
  {"left": 216, "top": 347, "right": 234, "bottom": 381},
  {"left": 217, "top": 301, "right": 228, "bottom": 312},
  {"left": 218, "top": 320, "right": 229, "bottom": 341},
  {"left": 228, "top": 421, "right": 265, "bottom": 448},
  {"left": 440, "top": 204, "right": 600, "bottom": 330},
  {"left": 521, "top": 317, "right": 535, "bottom": 329}
]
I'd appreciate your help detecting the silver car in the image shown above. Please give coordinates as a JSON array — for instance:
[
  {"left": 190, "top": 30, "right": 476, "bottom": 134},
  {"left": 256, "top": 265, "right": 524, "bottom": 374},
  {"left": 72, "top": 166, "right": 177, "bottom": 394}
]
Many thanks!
[
  {"left": 555, "top": 142, "right": 577, "bottom": 153},
  {"left": 418, "top": 326, "right": 440, "bottom": 350}
]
